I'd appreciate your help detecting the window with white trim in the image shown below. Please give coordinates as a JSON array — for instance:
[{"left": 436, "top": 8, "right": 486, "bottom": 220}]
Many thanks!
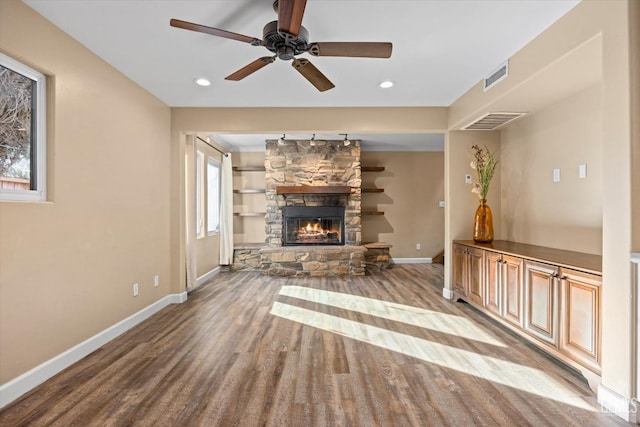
[
  {"left": 0, "top": 53, "right": 47, "bottom": 201},
  {"left": 207, "top": 158, "right": 220, "bottom": 234}
]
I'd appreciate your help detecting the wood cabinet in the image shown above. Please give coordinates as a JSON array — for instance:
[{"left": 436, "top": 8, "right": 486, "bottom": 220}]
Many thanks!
[
  {"left": 452, "top": 243, "right": 483, "bottom": 304},
  {"left": 524, "top": 260, "right": 559, "bottom": 346},
  {"left": 502, "top": 255, "right": 524, "bottom": 327},
  {"left": 452, "top": 240, "right": 602, "bottom": 381},
  {"left": 560, "top": 268, "right": 601, "bottom": 372},
  {"left": 452, "top": 243, "right": 467, "bottom": 296},
  {"left": 483, "top": 252, "right": 524, "bottom": 326}
]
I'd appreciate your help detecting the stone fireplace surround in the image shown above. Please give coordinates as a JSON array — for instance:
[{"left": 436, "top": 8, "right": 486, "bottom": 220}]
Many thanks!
[
  {"left": 261, "top": 138, "right": 364, "bottom": 276},
  {"left": 231, "top": 138, "right": 390, "bottom": 276}
]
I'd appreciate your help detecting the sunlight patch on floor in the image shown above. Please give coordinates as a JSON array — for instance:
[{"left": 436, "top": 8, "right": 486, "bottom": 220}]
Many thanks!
[
  {"left": 270, "top": 301, "right": 595, "bottom": 411},
  {"left": 279, "top": 286, "right": 506, "bottom": 347}
]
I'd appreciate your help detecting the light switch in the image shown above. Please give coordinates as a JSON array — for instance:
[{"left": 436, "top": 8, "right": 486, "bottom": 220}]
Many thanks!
[
  {"left": 439, "top": 201, "right": 445, "bottom": 208},
  {"left": 553, "top": 168, "right": 561, "bottom": 183},
  {"left": 465, "top": 174, "right": 472, "bottom": 184},
  {"left": 579, "top": 163, "right": 587, "bottom": 178}
]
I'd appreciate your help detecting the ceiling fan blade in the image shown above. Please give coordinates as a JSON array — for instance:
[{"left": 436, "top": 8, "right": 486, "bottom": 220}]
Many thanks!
[
  {"left": 225, "top": 57, "right": 275, "bottom": 81},
  {"left": 277, "top": 0, "right": 307, "bottom": 36},
  {"left": 170, "top": 19, "right": 263, "bottom": 46},
  {"left": 292, "top": 58, "right": 335, "bottom": 92},
  {"left": 308, "top": 42, "right": 393, "bottom": 58}
]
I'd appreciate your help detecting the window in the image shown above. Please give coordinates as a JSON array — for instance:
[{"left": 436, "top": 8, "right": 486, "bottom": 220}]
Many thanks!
[
  {"left": 207, "top": 158, "right": 220, "bottom": 234},
  {"left": 0, "top": 53, "right": 47, "bottom": 201},
  {"left": 196, "top": 150, "right": 203, "bottom": 237}
]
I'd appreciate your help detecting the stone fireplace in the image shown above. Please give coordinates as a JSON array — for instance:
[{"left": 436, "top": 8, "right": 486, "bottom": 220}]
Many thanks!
[
  {"left": 265, "top": 139, "right": 361, "bottom": 246},
  {"left": 259, "top": 138, "right": 365, "bottom": 276},
  {"left": 231, "top": 138, "right": 391, "bottom": 276}
]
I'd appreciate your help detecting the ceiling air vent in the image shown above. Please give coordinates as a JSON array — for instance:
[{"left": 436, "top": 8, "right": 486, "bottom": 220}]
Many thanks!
[
  {"left": 484, "top": 60, "right": 508, "bottom": 91},
  {"left": 462, "top": 112, "right": 526, "bottom": 130}
]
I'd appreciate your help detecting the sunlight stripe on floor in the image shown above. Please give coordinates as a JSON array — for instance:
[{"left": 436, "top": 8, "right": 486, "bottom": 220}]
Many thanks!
[
  {"left": 279, "top": 286, "right": 506, "bottom": 347},
  {"left": 270, "top": 301, "right": 594, "bottom": 411}
]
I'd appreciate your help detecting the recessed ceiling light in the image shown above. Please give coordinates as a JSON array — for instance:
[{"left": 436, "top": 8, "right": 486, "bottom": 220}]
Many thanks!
[
  {"left": 194, "top": 78, "right": 211, "bottom": 86},
  {"left": 379, "top": 80, "right": 394, "bottom": 89}
]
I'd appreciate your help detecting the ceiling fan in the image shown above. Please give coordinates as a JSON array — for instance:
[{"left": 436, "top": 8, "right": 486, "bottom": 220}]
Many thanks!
[{"left": 170, "top": 0, "right": 392, "bottom": 92}]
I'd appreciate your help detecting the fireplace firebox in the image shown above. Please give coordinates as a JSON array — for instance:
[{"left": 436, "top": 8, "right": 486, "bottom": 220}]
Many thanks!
[{"left": 282, "top": 206, "right": 345, "bottom": 246}]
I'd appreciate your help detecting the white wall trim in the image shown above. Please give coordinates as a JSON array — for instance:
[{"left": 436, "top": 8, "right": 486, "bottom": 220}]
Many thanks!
[
  {"left": 442, "top": 287, "right": 454, "bottom": 300},
  {"left": 597, "top": 384, "right": 638, "bottom": 422},
  {"left": 632, "top": 253, "right": 640, "bottom": 401},
  {"left": 391, "top": 258, "right": 432, "bottom": 264},
  {"left": 196, "top": 266, "right": 221, "bottom": 286},
  {"left": 0, "top": 292, "right": 188, "bottom": 409}
]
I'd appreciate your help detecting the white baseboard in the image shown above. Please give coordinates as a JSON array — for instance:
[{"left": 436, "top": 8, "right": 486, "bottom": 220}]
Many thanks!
[
  {"left": 442, "top": 287, "right": 454, "bottom": 300},
  {"left": 0, "top": 292, "right": 188, "bottom": 409},
  {"left": 391, "top": 258, "right": 432, "bottom": 264},
  {"left": 597, "top": 384, "right": 639, "bottom": 422},
  {"left": 196, "top": 266, "right": 221, "bottom": 286}
]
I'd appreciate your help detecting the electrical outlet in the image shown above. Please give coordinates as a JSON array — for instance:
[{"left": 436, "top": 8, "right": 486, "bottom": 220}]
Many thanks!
[
  {"left": 154, "top": 275, "right": 159, "bottom": 287},
  {"left": 133, "top": 283, "right": 139, "bottom": 297},
  {"left": 553, "top": 168, "right": 561, "bottom": 183},
  {"left": 416, "top": 243, "right": 421, "bottom": 250}
]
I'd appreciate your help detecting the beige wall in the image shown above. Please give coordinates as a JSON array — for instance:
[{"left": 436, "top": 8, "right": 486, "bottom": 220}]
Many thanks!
[
  {"left": 0, "top": 0, "right": 171, "bottom": 384},
  {"left": 231, "top": 151, "right": 267, "bottom": 244},
  {"left": 500, "top": 84, "right": 603, "bottom": 254},
  {"left": 361, "top": 152, "right": 444, "bottom": 258},
  {"left": 447, "top": 0, "right": 636, "bottom": 403},
  {"left": 444, "top": 131, "right": 501, "bottom": 291}
]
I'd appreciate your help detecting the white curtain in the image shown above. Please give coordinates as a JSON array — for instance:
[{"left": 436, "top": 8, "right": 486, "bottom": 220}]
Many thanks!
[
  {"left": 185, "top": 135, "right": 197, "bottom": 291},
  {"left": 219, "top": 153, "right": 234, "bottom": 265}
]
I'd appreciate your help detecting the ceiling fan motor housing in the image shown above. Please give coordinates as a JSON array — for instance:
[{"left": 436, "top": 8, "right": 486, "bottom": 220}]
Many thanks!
[{"left": 263, "top": 20, "right": 309, "bottom": 60}]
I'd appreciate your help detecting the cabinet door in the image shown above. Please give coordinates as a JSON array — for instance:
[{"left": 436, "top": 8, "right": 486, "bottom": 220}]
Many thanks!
[
  {"left": 467, "top": 247, "right": 484, "bottom": 305},
  {"left": 452, "top": 244, "right": 467, "bottom": 296},
  {"left": 560, "top": 268, "right": 601, "bottom": 373},
  {"left": 524, "top": 260, "right": 559, "bottom": 346},
  {"left": 502, "top": 255, "right": 524, "bottom": 327},
  {"left": 484, "top": 251, "right": 502, "bottom": 315}
]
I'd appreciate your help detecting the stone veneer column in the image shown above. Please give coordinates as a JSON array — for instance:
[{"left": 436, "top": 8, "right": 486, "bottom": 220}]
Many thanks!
[{"left": 264, "top": 139, "right": 362, "bottom": 246}]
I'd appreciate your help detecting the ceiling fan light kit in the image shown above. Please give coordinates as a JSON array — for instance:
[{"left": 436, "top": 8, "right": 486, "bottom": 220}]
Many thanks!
[{"left": 170, "top": 0, "right": 392, "bottom": 92}]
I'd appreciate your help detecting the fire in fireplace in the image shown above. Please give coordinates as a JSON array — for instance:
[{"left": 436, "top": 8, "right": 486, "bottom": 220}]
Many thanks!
[{"left": 282, "top": 206, "right": 345, "bottom": 246}]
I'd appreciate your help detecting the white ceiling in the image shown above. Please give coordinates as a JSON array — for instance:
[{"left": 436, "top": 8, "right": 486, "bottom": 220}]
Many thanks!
[{"left": 22, "top": 0, "right": 580, "bottom": 151}]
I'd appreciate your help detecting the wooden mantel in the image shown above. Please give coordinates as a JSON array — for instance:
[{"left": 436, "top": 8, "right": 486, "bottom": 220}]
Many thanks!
[{"left": 276, "top": 185, "right": 352, "bottom": 195}]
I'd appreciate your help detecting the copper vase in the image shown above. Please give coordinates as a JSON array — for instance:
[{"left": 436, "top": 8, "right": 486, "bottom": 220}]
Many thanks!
[{"left": 473, "top": 199, "right": 494, "bottom": 243}]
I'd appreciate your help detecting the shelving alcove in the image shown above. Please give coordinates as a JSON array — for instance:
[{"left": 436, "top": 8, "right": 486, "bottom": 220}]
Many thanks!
[
  {"left": 361, "top": 166, "right": 385, "bottom": 216},
  {"left": 232, "top": 165, "right": 266, "bottom": 218}
]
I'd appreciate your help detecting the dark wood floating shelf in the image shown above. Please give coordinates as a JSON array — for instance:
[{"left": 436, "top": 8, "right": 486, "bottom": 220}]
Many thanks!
[
  {"left": 276, "top": 185, "right": 351, "bottom": 195},
  {"left": 361, "top": 166, "right": 385, "bottom": 172},
  {"left": 232, "top": 166, "right": 266, "bottom": 172},
  {"left": 233, "top": 189, "right": 266, "bottom": 194},
  {"left": 362, "top": 188, "right": 384, "bottom": 193},
  {"left": 233, "top": 212, "right": 266, "bottom": 217},
  {"left": 362, "top": 211, "right": 384, "bottom": 216}
]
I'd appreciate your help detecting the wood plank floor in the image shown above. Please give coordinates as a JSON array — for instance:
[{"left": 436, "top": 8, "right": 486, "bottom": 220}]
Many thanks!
[{"left": 0, "top": 264, "right": 629, "bottom": 426}]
